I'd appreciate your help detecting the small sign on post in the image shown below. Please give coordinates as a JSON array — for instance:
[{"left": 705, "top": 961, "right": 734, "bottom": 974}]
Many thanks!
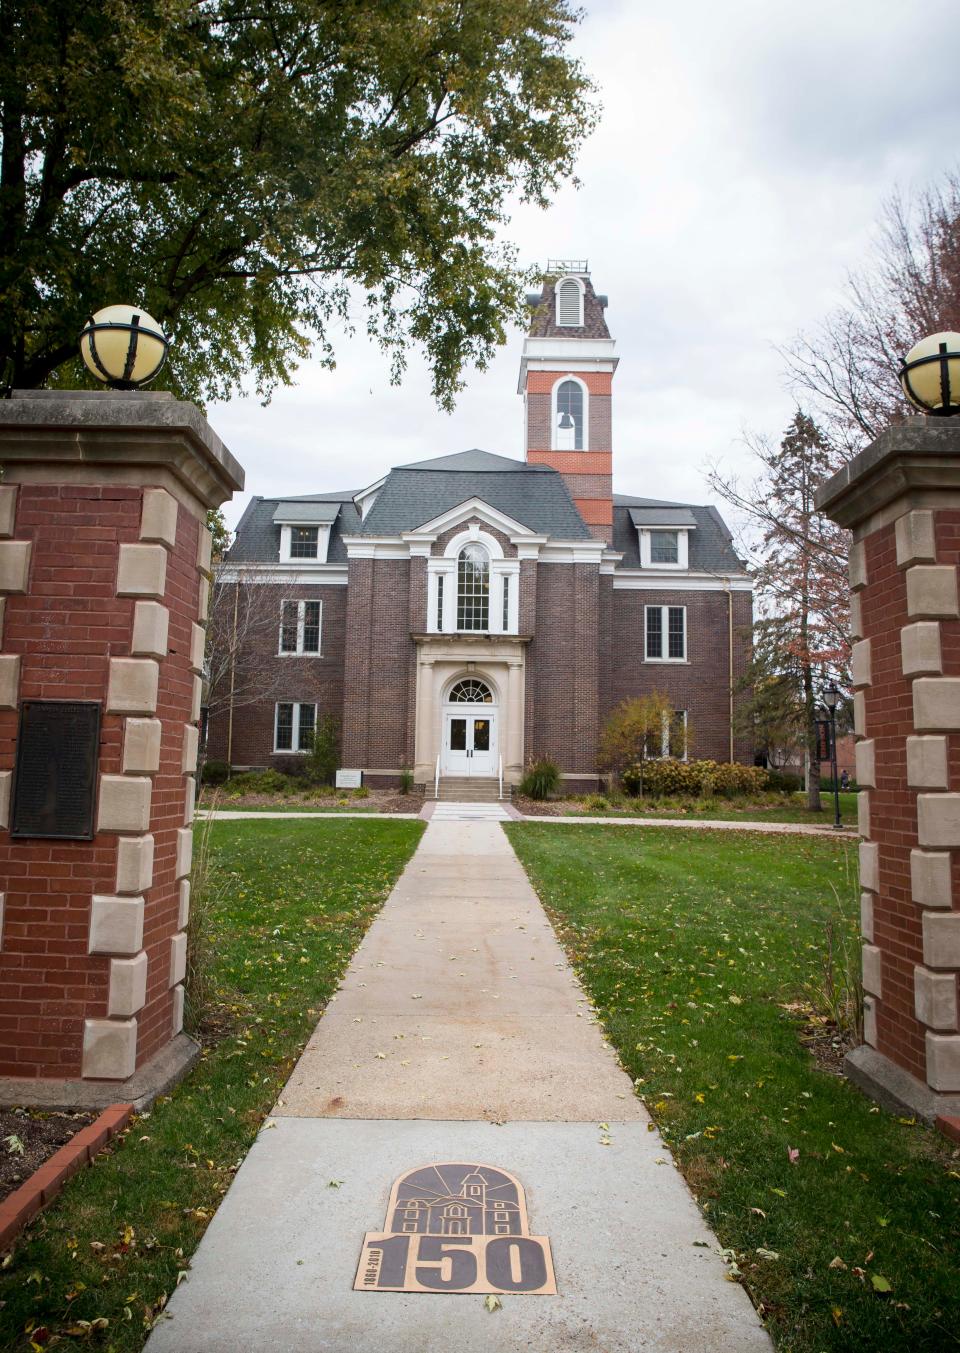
[
  {"left": 336, "top": 769, "right": 362, "bottom": 789},
  {"left": 815, "top": 719, "right": 833, "bottom": 763}
]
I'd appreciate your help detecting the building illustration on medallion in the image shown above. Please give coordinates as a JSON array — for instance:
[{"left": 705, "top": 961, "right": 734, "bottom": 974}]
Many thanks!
[
  {"left": 390, "top": 1163, "right": 523, "bottom": 1236},
  {"left": 355, "top": 1161, "right": 556, "bottom": 1294}
]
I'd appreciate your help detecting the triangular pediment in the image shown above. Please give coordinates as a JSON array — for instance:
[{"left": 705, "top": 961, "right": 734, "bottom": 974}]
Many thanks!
[{"left": 404, "top": 497, "right": 544, "bottom": 542}]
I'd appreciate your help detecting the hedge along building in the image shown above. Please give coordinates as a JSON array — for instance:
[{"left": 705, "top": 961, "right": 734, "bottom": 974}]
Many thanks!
[{"left": 209, "top": 263, "right": 754, "bottom": 792}]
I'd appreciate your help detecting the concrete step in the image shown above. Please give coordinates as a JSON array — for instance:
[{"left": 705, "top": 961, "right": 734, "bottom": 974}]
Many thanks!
[
  {"left": 429, "top": 801, "right": 512, "bottom": 821},
  {"left": 429, "top": 777, "right": 503, "bottom": 802}
]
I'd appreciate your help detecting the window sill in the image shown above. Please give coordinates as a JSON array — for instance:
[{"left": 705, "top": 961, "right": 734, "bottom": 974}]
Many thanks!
[
  {"left": 644, "top": 658, "right": 689, "bottom": 665},
  {"left": 273, "top": 749, "right": 311, "bottom": 755},
  {"left": 277, "top": 651, "right": 324, "bottom": 658}
]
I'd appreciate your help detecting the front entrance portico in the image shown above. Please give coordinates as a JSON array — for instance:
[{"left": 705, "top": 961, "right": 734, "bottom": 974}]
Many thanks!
[{"left": 413, "top": 635, "right": 527, "bottom": 788}]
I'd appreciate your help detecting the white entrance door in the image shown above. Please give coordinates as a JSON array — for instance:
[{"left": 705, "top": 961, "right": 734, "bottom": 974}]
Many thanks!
[{"left": 443, "top": 711, "right": 497, "bottom": 777}]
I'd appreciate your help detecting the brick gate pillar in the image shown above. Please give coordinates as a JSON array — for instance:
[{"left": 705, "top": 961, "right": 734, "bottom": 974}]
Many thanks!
[
  {"left": 0, "top": 391, "right": 243, "bottom": 1107},
  {"left": 817, "top": 418, "right": 960, "bottom": 1121}
]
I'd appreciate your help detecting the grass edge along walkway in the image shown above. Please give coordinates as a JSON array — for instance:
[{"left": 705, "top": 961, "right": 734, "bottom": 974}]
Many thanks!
[
  {"left": 0, "top": 817, "right": 424, "bottom": 1353},
  {"left": 505, "top": 821, "right": 960, "bottom": 1353}
]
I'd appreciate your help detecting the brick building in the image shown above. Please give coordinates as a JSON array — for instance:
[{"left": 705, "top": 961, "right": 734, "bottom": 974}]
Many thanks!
[{"left": 209, "top": 264, "right": 753, "bottom": 791}]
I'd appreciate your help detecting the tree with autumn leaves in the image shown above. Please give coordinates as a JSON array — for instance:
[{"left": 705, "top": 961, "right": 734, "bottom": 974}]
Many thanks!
[{"left": 709, "top": 412, "right": 849, "bottom": 809}]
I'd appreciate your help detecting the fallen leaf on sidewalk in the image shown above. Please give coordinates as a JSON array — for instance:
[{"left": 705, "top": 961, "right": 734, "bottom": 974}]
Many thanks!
[{"left": 484, "top": 1295, "right": 503, "bottom": 1313}]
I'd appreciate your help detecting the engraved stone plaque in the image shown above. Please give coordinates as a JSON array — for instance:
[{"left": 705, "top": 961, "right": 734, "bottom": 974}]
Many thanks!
[
  {"left": 11, "top": 701, "right": 101, "bottom": 840},
  {"left": 355, "top": 1163, "right": 556, "bottom": 1294}
]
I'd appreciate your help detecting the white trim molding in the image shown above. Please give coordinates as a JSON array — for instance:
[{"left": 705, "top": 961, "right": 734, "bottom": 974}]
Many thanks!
[
  {"left": 614, "top": 570, "right": 753, "bottom": 592},
  {"left": 217, "top": 563, "right": 348, "bottom": 586}
]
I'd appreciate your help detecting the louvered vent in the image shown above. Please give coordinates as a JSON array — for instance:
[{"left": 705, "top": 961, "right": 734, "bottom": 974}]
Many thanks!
[{"left": 556, "top": 279, "right": 582, "bottom": 327}]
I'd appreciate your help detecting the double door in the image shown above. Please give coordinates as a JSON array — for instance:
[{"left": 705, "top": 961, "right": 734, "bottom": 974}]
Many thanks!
[{"left": 443, "top": 712, "right": 496, "bottom": 776}]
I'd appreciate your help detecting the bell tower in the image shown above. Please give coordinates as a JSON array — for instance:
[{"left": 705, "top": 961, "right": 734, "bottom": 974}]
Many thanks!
[{"left": 519, "top": 260, "right": 618, "bottom": 541}]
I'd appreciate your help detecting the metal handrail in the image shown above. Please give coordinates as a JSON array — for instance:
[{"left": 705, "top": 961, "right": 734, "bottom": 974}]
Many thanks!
[
  {"left": 435, "top": 754, "right": 441, "bottom": 800},
  {"left": 498, "top": 755, "right": 503, "bottom": 801}
]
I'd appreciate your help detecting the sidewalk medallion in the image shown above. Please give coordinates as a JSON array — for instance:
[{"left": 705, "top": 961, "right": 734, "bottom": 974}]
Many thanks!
[{"left": 354, "top": 1162, "right": 556, "bottom": 1294}]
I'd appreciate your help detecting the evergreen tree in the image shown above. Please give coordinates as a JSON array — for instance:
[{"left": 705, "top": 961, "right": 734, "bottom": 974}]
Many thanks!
[{"left": 710, "top": 412, "right": 849, "bottom": 810}]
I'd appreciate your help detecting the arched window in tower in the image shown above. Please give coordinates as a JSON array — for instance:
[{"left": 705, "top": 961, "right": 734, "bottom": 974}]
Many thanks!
[
  {"left": 556, "top": 379, "right": 584, "bottom": 450},
  {"left": 556, "top": 278, "right": 583, "bottom": 327},
  {"left": 457, "top": 544, "right": 489, "bottom": 630}
]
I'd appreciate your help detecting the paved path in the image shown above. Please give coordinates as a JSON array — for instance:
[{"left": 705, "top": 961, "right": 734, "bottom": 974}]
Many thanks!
[
  {"left": 200, "top": 806, "right": 853, "bottom": 836},
  {"left": 149, "top": 821, "right": 771, "bottom": 1352}
]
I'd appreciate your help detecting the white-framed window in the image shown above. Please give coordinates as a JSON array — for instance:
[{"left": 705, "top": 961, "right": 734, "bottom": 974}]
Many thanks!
[
  {"left": 650, "top": 530, "right": 679, "bottom": 564},
  {"left": 552, "top": 375, "right": 588, "bottom": 451},
  {"left": 646, "top": 710, "right": 688, "bottom": 759},
  {"left": 639, "top": 528, "right": 690, "bottom": 569},
  {"left": 645, "top": 605, "right": 686, "bottom": 662},
  {"left": 428, "top": 528, "right": 519, "bottom": 635},
  {"left": 279, "top": 599, "right": 322, "bottom": 655},
  {"left": 274, "top": 702, "right": 316, "bottom": 752},
  {"left": 457, "top": 543, "right": 490, "bottom": 630},
  {"left": 555, "top": 276, "right": 584, "bottom": 327},
  {"left": 278, "top": 523, "right": 331, "bottom": 563}
]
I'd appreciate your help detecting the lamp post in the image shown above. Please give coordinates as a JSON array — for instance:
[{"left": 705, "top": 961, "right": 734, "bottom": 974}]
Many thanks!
[
  {"left": 79, "top": 305, "right": 169, "bottom": 389},
  {"left": 822, "top": 680, "right": 843, "bottom": 830}
]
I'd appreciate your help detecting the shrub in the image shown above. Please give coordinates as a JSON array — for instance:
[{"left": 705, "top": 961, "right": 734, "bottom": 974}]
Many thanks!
[
  {"left": 306, "top": 715, "right": 339, "bottom": 785},
  {"left": 223, "top": 769, "right": 297, "bottom": 797},
  {"left": 519, "top": 758, "right": 562, "bottom": 800},
  {"left": 399, "top": 767, "right": 415, "bottom": 794},
  {"left": 353, "top": 785, "right": 370, "bottom": 799},
  {"left": 583, "top": 794, "right": 610, "bottom": 812},
  {"left": 200, "top": 759, "right": 230, "bottom": 786},
  {"left": 767, "top": 769, "right": 803, "bottom": 794},
  {"left": 623, "top": 759, "right": 769, "bottom": 798}
]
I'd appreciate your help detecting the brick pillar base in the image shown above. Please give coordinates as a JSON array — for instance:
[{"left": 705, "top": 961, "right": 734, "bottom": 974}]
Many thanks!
[
  {"left": 818, "top": 417, "right": 960, "bottom": 1121},
  {"left": 0, "top": 391, "right": 242, "bottom": 1109}
]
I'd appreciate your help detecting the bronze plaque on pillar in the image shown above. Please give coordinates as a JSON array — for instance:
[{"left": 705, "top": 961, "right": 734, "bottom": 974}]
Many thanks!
[{"left": 11, "top": 701, "right": 101, "bottom": 840}]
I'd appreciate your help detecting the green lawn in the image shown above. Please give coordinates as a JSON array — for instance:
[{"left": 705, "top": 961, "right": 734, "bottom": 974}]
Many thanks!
[
  {"left": 506, "top": 823, "right": 960, "bottom": 1353},
  {"left": 0, "top": 818, "right": 423, "bottom": 1352}
]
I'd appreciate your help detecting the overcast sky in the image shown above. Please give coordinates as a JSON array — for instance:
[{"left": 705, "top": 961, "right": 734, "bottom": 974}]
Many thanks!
[{"left": 209, "top": 0, "right": 960, "bottom": 531}]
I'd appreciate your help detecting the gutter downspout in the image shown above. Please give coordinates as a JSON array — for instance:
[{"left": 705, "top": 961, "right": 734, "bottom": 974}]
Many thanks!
[{"left": 724, "top": 579, "right": 734, "bottom": 763}]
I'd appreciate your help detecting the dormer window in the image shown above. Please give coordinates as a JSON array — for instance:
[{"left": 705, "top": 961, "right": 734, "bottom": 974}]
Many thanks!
[
  {"left": 649, "top": 530, "right": 679, "bottom": 565},
  {"left": 556, "top": 277, "right": 584, "bottom": 327},
  {"left": 289, "top": 526, "right": 319, "bottom": 559},
  {"left": 273, "top": 501, "right": 338, "bottom": 564}
]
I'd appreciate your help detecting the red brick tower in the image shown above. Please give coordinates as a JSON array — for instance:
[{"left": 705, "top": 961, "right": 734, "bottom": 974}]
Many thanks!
[{"left": 520, "top": 261, "right": 618, "bottom": 541}]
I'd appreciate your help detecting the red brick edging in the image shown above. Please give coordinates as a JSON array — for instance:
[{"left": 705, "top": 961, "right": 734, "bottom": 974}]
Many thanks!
[
  {"left": 936, "top": 1114, "right": 960, "bottom": 1145},
  {"left": 0, "top": 1103, "right": 134, "bottom": 1252}
]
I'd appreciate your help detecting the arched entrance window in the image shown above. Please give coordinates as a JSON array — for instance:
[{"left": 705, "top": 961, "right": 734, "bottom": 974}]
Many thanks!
[
  {"left": 457, "top": 544, "right": 489, "bottom": 631},
  {"left": 447, "top": 679, "right": 494, "bottom": 704}
]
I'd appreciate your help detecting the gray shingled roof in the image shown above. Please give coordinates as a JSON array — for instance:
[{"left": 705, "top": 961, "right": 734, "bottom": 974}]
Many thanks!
[
  {"left": 397, "top": 448, "right": 547, "bottom": 474},
  {"left": 527, "top": 274, "right": 611, "bottom": 341},
  {"left": 272, "top": 501, "right": 342, "bottom": 524},
  {"left": 228, "top": 493, "right": 360, "bottom": 563},
  {"left": 357, "top": 449, "right": 592, "bottom": 539},
  {"left": 628, "top": 505, "right": 698, "bottom": 529},
  {"left": 613, "top": 496, "right": 747, "bottom": 573}
]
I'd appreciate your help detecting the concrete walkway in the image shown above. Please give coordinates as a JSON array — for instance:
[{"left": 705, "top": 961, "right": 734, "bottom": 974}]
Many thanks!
[
  {"left": 200, "top": 805, "right": 853, "bottom": 836},
  {"left": 148, "top": 821, "right": 771, "bottom": 1352}
]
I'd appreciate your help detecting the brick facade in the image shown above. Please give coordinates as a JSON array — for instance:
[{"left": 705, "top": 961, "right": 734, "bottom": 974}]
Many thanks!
[
  {"left": 606, "top": 589, "right": 754, "bottom": 764},
  {"left": 206, "top": 582, "right": 347, "bottom": 769}
]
